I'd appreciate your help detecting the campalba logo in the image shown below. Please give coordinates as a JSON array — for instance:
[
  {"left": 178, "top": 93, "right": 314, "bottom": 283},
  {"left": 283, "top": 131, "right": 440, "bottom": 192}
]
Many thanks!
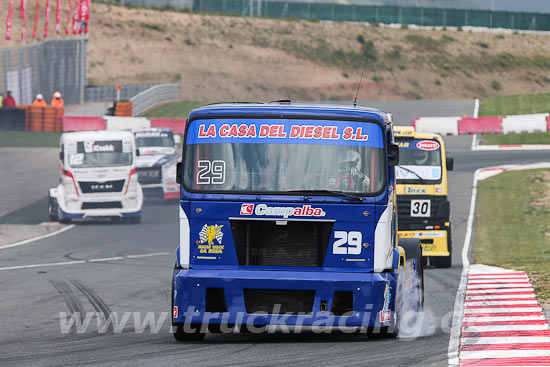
[
  {"left": 416, "top": 140, "right": 440, "bottom": 151},
  {"left": 253, "top": 204, "right": 326, "bottom": 218}
]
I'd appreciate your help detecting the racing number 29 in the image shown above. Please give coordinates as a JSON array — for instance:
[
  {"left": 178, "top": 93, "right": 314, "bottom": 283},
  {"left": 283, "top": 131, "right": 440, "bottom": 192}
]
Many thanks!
[
  {"left": 196, "top": 160, "right": 226, "bottom": 185},
  {"left": 333, "top": 231, "right": 362, "bottom": 255}
]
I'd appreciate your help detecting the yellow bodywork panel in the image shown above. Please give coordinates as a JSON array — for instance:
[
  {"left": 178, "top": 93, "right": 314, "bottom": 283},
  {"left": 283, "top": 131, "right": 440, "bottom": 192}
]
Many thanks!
[{"left": 397, "top": 230, "right": 450, "bottom": 257}]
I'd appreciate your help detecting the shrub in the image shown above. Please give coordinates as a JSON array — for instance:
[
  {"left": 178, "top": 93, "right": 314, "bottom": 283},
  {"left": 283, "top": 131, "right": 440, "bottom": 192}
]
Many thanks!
[
  {"left": 357, "top": 34, "right": 365, "bottom": 44},
  {"left": 139, "top": 22, "right": 166, "bottom": 32},
  {"left": 361, "top": 40, "right": 378, "bottom": 62},
  {"left": 475, "top": 41, "right": 490, "bottom": 49},
  {"left": 491, "top": 80, "right": 502, "bottom": 91},
  {"left": 435, "top": 79, "right": 442, "bottom": 86}
]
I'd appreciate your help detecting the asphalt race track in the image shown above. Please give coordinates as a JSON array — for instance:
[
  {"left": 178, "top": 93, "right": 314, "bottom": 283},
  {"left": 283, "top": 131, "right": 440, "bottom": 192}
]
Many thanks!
[{"left": 0, "top": 105, "right": 548, "bottom": 366}]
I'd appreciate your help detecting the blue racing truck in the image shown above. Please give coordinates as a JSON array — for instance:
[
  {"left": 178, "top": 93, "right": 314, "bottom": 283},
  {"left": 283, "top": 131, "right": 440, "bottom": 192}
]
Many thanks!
[{"left": 171, "top": 102, "right": 423, "bottom": 340}]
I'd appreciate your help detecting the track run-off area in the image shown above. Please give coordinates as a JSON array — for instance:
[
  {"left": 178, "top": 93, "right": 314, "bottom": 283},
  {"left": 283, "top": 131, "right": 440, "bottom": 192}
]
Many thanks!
[{"left": 1, "top": 100, "right": 550, "bottom": 367}]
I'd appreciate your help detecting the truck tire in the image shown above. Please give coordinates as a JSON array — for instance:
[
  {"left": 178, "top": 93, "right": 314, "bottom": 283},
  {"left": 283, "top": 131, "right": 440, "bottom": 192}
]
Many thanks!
[
  {"left": 433, "top": 227, "right": 452, "bottom": 268},
  {"left": 48, "top": 193, "right": 59, "bottom": 222},
  {"left": 398, "top": 238, "right": 424, "bottom": 309}
]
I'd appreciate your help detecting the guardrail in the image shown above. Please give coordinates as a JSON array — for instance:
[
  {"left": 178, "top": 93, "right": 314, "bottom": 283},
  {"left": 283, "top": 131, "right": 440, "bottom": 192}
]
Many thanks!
[
  {"left": 130, "top": 84, "right": 179, "bottom": 116},
  {"left": 85, "top": 84, "right": 156, "bottom": 102}
]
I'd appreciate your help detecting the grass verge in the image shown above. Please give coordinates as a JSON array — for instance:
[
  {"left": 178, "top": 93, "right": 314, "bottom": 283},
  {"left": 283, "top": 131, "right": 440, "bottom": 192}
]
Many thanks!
[
  {"left": 479, "top": 92, "right": 550, "bottom": 117},
  {"left": 0, "top": 131, "right": 61, "bottom": 147},
  {"left": 480, "top": 132, "right": 550, "bottom": 145},
  {"left": 145, "top": 101, "right": 208, "bottom": 119},
  {"left": 474, "top": 169, "right": 550, "bottom": 302}
]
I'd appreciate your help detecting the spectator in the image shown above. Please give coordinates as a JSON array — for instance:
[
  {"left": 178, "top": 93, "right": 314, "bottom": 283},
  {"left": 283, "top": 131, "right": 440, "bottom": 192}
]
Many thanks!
[
  {"left": 51, "top": 91, "right": 64, "bottom": 107},
  {"left": 32, "top": 94, "right": 47, "bottom": 106},
  {"left": 2, "top": 90, "right": 16, "bottom": 107}
]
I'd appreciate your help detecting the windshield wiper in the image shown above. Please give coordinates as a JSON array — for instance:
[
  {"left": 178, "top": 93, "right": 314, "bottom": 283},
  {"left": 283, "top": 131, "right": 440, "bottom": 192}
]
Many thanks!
[
  {"left": 397, "top": 166, "right": 427, "bottom": 184},
  {"left": 287, "top": 189, "right": 363, "bottom": 202}
]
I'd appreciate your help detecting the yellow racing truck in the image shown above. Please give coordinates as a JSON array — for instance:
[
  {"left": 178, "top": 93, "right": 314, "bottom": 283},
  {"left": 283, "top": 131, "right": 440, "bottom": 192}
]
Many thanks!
[{"left": 393, "top": 126, "right": 454, "bottom": 268}]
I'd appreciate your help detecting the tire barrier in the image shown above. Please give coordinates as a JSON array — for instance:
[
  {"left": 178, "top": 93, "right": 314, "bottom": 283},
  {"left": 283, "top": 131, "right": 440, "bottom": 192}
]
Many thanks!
[
  {"left": 501, "top": 113, "right": 549, "bottom": 134},
  {"left": 24, "top": 106, "right": 64, "bottom": 132},
  {"left": 104, "top": 116, "right": 151, "bottom": 130},
  {"left": 149, "top": 118, "right": 187, "bottom": 135},
  {"left": 0, "top": 108, "right": 26, "bottom": 131},
  {"left": 458, "top": 116, "right": 502, "bottom": 135},
  {"left": 414, "top": 116, "right": 460, "bottom": 136},
  {"left": 114, "top": 101, "right": 133, "bottom": 117},
  {"left": 62, "top": 116, "right": 106, "bottom": 132}
]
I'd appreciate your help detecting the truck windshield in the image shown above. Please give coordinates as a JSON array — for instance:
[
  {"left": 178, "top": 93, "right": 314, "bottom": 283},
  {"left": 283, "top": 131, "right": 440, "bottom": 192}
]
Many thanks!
[
  {"left": 395, "top": 139, "right": 442, "bottom": 182},
  {"left": 68, "top": 140, "right": 133, "bottom": 168},
  {"left": 183, "top": 119, "right": 386, "bottom": 195},
  {"left": 135, "top": 133, "right": 174, "bottom": 148}
]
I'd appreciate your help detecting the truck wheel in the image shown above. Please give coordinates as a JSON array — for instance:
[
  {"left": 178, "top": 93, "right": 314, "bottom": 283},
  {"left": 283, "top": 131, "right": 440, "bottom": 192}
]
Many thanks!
[
  {"left": 48, "top": 193, "right": 59, "bottom": 222},
  {"left": 434, "top": 227, "right": 452, "bottom": 268},
  {"left": 173, "top": 324, "right": 206, "bottom": 342},
  {"left": 398, "top": 238, "right": 424, "bottom": 309}
]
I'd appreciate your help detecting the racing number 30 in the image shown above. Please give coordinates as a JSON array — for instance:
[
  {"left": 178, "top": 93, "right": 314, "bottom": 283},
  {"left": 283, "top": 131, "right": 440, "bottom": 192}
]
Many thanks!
[
  {"left": 196, "top": 160, "right": 226, "bottom": 185},
  {"left": 410, "top": 199, "right": 430, "bottom": 217},
  {"left": 333, "top": 231, "right": 362, "bottom": 255}
]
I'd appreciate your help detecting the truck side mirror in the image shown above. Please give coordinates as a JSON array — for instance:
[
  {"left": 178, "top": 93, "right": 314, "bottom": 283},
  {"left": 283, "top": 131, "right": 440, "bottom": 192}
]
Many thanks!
[
  {"left": 176, "top": 162, "right": 182, "bottom": 184},
  {"left": 388, "top": 144, "right": 399, "bottom": 166},
  {"left": 136, "top": 149, "right": 140, "bottom": 157},
  {"left": 446, "top": 157, "right": 454, "bottom": 171},
  {"left": 59, "top": 152, "right": 64, "bottom": 161}
]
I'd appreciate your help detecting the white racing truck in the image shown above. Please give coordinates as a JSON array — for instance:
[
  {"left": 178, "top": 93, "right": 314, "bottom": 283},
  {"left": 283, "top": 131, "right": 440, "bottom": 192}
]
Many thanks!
[
  {"left": 48, "top": 130, "right": 143, "bottom": 223},
  {"left": 132, "top": 127, "right": 179, "bottom": 200}
]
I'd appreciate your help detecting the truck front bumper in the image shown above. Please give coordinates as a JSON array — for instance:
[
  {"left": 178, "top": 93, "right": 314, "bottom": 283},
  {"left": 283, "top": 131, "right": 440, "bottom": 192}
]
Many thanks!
[{"left": 172, "top": 268, "right": 398, "bottom": 328}]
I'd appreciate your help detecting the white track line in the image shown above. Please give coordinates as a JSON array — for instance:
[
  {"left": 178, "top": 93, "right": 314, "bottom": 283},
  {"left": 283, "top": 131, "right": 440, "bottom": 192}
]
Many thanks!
[
  {"left": 466, "top": 288, "right": 535, "bottom": 294},
  {"left": 466, "top": 298, "right": 539, "bottom": 307},
  {"left": 0, "top": 252, "right": 170, "bottom": 271},
  {"left": 463, "top": 325, "right": 549, "bottom": 332},
  {"left": 0, "top": 224, "right": 75, "bottom": 250},
  {"left": 463, "top": 315, "right": 547, "bottom": 323},
  {"left": 466, "top": 294, "right": 536, "bottom": 300},
  {"left": 461, "top": 337, "right": 550, "bottom": 346},
  {"left": 464, "top": 307, "right": 542, "bottom": 314},
  {"left": 461, "top": 350, "right": 550, "bottom": 359}
]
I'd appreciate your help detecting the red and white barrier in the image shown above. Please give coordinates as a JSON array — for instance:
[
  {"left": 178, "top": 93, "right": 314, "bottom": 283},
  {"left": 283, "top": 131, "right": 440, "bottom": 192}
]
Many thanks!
[
  {"left": 501, "top": 113, "right": 549, "bottom": 134},
  {"left": 62, "top": 116, "right": 187, "bottom": 135},
  {"left": 149, "top": 118, "right": 187, "bottom": 135},
  {"left": 458, "top": 116, "right": 502, "bottom": 135},
  {"left": 459, "top": 265, "right": 550, "bottom": 366},
  {"left": 414, "top": 116, "right": 460, "bottom": 135},
  {"left": 62, "top": 116, "right": 106, "bottom": 132}
]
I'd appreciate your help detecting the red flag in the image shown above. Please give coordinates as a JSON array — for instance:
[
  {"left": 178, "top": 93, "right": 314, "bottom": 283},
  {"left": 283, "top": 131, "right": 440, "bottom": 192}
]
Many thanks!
[
  {"left": 32, "top": 0, "right": 38, "bottom": 39},
  {"left": 6, "top": 0, "right": 13, "bottom": 40},
  {"left": 65, "top": 0, "right": 71, "bottom": 35},
  {"left": 44, "top": 0, "right": 51, "bottom": 38},
  {"left": 80, "top": 0, "right": 89, "bottom": 34},
  {"left": 20, "top": 0, "right": 27, "bottom": 40},
  {"left": 72, "top": 0, "right": 80, "bottom": 34},
  {"left": 55, "top": 0, "right": 61, "bottom": 35}
]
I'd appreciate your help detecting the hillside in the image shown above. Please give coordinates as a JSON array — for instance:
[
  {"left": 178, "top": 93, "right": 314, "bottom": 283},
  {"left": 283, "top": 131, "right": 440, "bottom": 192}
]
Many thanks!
[{"left": 88, "top": 3, "right": 550, "bottom": 102}]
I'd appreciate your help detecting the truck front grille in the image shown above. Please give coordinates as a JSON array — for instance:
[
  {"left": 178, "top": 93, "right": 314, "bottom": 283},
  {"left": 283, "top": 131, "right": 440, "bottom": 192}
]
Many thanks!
[
  {"left": 81, "top": 201, "right": 123, "bottom": 209},
  {"left": 137, "top": 167, "right": 162, "bottom": 185},
  {"left": 79, "top": 180, "right": 125, "bottom": 193},
  {"left": 397, "top": 195, "right": 448, "bottom": 230},
  {"left": 230, "top": 220, "right": 333, "bottom": 267}
]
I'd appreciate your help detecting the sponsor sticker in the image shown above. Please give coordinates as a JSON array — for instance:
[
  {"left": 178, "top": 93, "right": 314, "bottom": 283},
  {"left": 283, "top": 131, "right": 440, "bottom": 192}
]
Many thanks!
[
  {"left": 378, "top": 283, "right": 392, "bottom": 323},
  {"left": 246, "top": 204, "right": 326, "bottom": 218},
  {"left": 186, "top": 119, "right": 385, "bottom": 148},
  {"left": 416, "top": 140, "right": 440, "bottom": 151},
  {"left": 240, "top": 203, "right": 254, "bottom": 215},
  {"left": 198, "top": 224, "right": 224, "bottom": 255},
  {"left": 173, "top": 306, "right": 178, "bottom": 318},
  {"left": 405, "top": 187, "right": 427, "bottom": 194}
]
